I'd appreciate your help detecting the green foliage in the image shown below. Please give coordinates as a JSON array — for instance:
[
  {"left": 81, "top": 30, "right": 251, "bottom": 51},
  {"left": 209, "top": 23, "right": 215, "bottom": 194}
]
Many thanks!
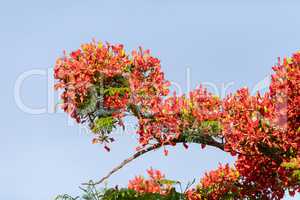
[
  {"left": 77, "top": 79, "right": 130, "bottom": 118},
  {"left": 104, "top": 87, "right": 130, "bottom": 96},
  {"left": 55, "top": 184, "right": 102, "bottom": 200},
  {"left": 195, "top": 185, "right": 239, "bottom": 200},
  {"left": 101, "top": 188, "right": 137, "bottom": 200},
  {"left": 282, "top": 160, "right": 300, "bottom": 182},
  {"left": 77, "top": 90, "right": 98, "bottom": 116},
  {"left": 292, "top": 170, "right": 300, "bottom": 181},
  {"left": 75, "top": 79, "right": 131, "bottom": 145},
  {"left": 92, "top": 116, "right": 117, "bottom": 134},
  {"left": 199, "top": 120, "right": 221, "bottom": 135},
  {"left": 94, "top": 188, "right": 185, "bottom": 200},
  {"left": 55, "top": 194, "right": 79, "bottom": 200},
  {"left": 181, "top": 120, "right": 222, "bottom": 143},
  {"left": 157, "top": 179, "right": 180, "bottom": 186},
  {"left": 55, "top": 186, "right": 186, "bottom": 200}
]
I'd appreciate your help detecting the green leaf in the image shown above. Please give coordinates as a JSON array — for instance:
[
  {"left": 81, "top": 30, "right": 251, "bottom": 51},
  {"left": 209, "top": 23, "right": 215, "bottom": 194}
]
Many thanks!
[
  {"left": 92, "top": 116, "right": 117, "bottom": 134},
  {"left": 158, "top": 179, "right": 179, "bottom": 186},
  {"left": 104, "top": 87, "right": 130, "bottom": 96}
]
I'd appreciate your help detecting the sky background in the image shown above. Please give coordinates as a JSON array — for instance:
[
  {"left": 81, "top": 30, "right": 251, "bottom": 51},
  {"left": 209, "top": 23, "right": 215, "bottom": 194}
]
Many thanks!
[{"left": 1, "top": 0, "right": 300, "bottom": 199}]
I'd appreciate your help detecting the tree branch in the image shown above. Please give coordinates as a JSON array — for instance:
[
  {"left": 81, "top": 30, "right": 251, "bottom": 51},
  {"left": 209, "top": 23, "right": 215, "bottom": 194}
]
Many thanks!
[
  {"left": 82, "top": 135, "right": 225, "bottom": 186},
  {"left": 82, "top": 143, "right": 163, "bottom": 186}
]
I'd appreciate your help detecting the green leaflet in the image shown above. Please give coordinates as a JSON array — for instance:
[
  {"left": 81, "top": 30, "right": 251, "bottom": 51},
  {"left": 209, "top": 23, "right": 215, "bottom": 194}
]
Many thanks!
[
  {"left": 157, "top": 179, "right": 180, "bottom": 186},
  {"left": 281, "top": 159, "right": 300, "bottom": 182},
  {"left": 77, "top": 94, "right": 98, "bottom": 116},
  {"left": 181, "top": 120, "right": 222, "bottom": 143},
  {"left": 55, "top": 187, "right": 186, "bottom": 200},
  {"left": 103, "top": 188, "right": 184, "bottom": 200},
  {"left": 92, "top": 116, "right": 117, "bottom": 134},
  {"left": 77, "top": 85, "right": 102, "bottom": 116},
  {"left": 199, "top": 120, "right": 222, "bottom": 134},
  {"left": 292, "top": 170, "right": 300, "bottom": 181},
  {"left": 104, "top": 87, "right": 130, "bottom": 96}
]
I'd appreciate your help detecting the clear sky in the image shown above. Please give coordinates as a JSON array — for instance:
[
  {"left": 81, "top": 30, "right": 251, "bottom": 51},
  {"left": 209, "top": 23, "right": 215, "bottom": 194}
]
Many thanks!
[{"left": 1, "top": 0, "right": 300, "bottom": 199}]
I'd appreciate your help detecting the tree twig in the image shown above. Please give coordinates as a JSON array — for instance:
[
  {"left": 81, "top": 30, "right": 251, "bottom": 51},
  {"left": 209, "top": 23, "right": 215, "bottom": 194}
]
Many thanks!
[
  {"left": 82, "top": 134, "right": 225, "bottom": 186},
  {"left": 82, "top": 143, "right": 163, "bottom": 186}
]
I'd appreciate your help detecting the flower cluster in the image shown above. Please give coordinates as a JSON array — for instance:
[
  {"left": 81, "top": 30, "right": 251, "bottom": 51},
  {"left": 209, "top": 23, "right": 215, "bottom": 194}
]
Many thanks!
[
  {"left": 127, "top": 166, "right": 239, "bottom": 200},
  {"left": 137, "top": 86, "right": 222, "bottom": 149},
  {"left": 219, "top": 52, "right": 300, "bottom": 198},
  {"left": 197, "top": 164, "right": 240, "bottom": 199},
  {"left": 54, "top": 42, "right": 130, "bottom": 122},
  {"left": 54, "top": 41, "right": 169, "bottom": 147},
  {"left": 128, "top": 168, "right": 172, "bottom": 195},
  {"left": 55, "top": 41, "right": 300, "bottom": 199}
]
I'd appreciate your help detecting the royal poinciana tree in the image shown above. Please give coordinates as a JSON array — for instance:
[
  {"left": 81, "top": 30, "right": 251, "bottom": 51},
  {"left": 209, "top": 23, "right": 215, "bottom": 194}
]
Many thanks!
[{"left": 54, "top": 41, "right": 300, "bottom": 200}]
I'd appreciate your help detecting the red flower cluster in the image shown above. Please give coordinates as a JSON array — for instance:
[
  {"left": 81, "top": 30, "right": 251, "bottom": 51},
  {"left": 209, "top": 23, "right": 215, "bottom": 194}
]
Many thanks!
[
  {"left": 55, "top": 41, "right": 300, "bottom": 199},
  {"left": 184, "top": 164, "right": 241, "bottom": 200},
  {"left": 128, "top": 166, "right": 239, "bottom": 200},
  {"left": 129, "top": 48, "right": 170, "bottom": 111},
  {"left": 137, "top": 86, "right": 221, "bottom": 147},
  {"left": 54, "top": 41, "right": 169, "bottom": 146},
  {"left": 219, "top": 52, "right": 300, "bottom": 198},
  {"left": 200, "top": 164, "right": 239, "bottom": 196},
  {"left": 128, "top": 168, "right": 172, "bottom": 195},
  {"left": 54, "top": 42, "right": 130, "bottom": 122},
  {"left": 221, "top": 53, "right": 300, "bottom": 157}
]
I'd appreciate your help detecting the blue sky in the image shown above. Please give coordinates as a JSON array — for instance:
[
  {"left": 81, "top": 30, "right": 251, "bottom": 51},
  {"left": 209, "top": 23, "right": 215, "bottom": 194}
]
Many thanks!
[{"left": 1, "top": 0, "right": 300, "bottom": 199}]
